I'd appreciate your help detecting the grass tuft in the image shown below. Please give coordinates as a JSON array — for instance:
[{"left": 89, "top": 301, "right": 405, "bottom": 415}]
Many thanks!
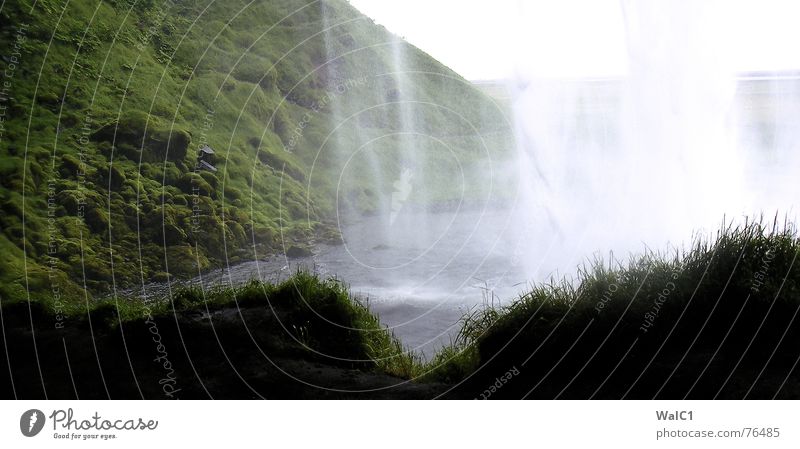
[{"left": 426, "top": 216, "right": 800, "bottom": 398}]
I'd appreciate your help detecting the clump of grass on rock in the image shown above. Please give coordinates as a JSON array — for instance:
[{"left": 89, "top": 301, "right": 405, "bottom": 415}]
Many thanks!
[{"left": 429, "top": 217, "right": 800, "bottom": 398}]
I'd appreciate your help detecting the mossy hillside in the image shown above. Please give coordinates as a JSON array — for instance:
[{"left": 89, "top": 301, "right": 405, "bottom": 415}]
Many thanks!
[{"left": 0, "top": 0, "right": 511, "bottom": 305}]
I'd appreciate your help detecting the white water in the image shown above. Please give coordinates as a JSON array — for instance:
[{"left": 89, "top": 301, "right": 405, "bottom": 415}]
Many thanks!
[
  {"left": 509, "top": 1, "right": 800, "bottom": 278},
  {"left": 264, "top": 2, "right": 800, "bottom": 356}
]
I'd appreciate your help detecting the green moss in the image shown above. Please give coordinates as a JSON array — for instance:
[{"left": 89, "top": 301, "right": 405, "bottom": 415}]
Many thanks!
[
  {"left": 0, "top": 0, "right": 509, "bottom": 304},
  {"left": 91, "top": 112, "right": 192, "bottom": 163},
  {"left": 226, "top": 220, "right": 246, "bottom": 243},
  {"left": 84, "top": 206, "right": 109, "bottom": 233},
  {"left": 199, "top": 171, "right": 218, "bottom": 189},
  {"left": 162, "top": 222, "right": 187, "bottom": 245},
  {"left": 59, "top": 153, "right": 84, "bottom": 177},
  {"left": 165, "top": 244, "right": 210, "bottom": 276},
  {"left": 101, "top": 163, "right": 127, "bottom": 190},
  {"left": 177, "top": 173, "right": 214, "bottom": 197},
  {"left": 163, "top": 163, "right": 183, "bottom": 186}
]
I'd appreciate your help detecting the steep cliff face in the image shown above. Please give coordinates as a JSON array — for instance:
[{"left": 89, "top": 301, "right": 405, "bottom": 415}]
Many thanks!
[{"left": 0, "top": 0, "right": 511, "bottom": 306}]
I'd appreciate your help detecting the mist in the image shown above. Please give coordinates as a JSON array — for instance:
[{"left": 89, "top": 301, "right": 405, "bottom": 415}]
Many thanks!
[{"left": 509, "top": 0, "right": 800, "bottom": 279}]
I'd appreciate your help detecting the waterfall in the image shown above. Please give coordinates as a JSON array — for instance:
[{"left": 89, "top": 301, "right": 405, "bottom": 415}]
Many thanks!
[{"left": 510, "top": 0, "right": 798, "bottom": 278}]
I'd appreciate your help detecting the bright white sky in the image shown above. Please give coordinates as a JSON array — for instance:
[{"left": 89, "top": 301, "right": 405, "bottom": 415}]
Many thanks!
[{"left": 349, "top": 0, "right": 800, "bottom": 80}]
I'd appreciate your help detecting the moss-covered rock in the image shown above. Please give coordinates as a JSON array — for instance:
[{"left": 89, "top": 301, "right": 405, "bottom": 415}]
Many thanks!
[
  {"left": 84, "top": 206, "right": 109, "bottom": 233},
  {"left": 91, "top": 112, "right": 191, "bottom": 163},
  {"left": 285, "top": 245, "right": 312, "bottom": 259},
  {"left": 102, "top": 163, "right": 127, "bottom": 190},
  {"left": 163, "top": 222, "right": 188, "bottom": 246},
  {"left": 83, "top": 257, "right": 112, "bottom": 281},
  {"left": 226, "top": 220, "right": 246, "bottom": 243},
  {"left": 199, "top": 170, "right": 218, "bottom": 189},
  {"left": 252, "top": 225, "right": 277, "bottom": 249},
  {"left": 56, "top": 189, "right": 87, "bottom": 215},
  {"left": 177, "top": 172, "right": 214, "bottom": 198},
  {"left": 152, "top": 271, "right": 171, "bottom": 283},
  {"left": 163, "top": 163, "right": 183, "bottom": 187},
  {"left": 59, "top": 153, "right": 84, "bottom": 178},
  {"left": 165, "top": 245, "right": 210, "bottom": 276}
]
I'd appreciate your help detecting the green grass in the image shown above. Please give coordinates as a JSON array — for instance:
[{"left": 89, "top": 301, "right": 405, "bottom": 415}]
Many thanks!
[
  {"left": 426, "top": 216, "right": 800, "bottom": 396},
  {"left": 166, "top": 270, "right": 425, "bottom": 376},
  {"left": 28, "top": 269, "right": 424, "bottom": 378},
  {"left": 7, "top": 216, "right": 799, "bottom": 397}
]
